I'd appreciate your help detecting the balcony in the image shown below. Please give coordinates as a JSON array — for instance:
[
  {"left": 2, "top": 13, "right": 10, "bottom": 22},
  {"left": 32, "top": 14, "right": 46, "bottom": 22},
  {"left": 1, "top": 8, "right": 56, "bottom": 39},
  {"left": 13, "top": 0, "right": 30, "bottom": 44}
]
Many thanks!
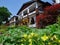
[
  {"left": 20, "top": 2, "right": 43, "bottom": 18},
  {"left": 29, "top": 11, "right": 36, "bottom": 15}
]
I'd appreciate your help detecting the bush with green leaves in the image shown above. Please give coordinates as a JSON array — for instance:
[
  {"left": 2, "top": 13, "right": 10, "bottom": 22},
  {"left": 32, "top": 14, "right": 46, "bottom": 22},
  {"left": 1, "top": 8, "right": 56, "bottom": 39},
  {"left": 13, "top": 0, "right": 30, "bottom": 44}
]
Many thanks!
[
  {"left": 0, "top": 15, "right": 60, "bottom": 45},
  {"left": 0, "top": 23, "right": 60, "bottom": 45}
]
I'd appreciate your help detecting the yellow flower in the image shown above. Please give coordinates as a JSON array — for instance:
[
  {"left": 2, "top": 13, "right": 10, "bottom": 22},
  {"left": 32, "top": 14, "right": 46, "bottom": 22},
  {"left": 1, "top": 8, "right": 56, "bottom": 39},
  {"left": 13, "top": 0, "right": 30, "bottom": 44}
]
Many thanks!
[
  {"left": 21, "top": 44, "right": 24, "bottom": 45},
  {"left": 23, "top": 34, "right": 27, "bottom": 38},
  {"left": 51, "top": 35, "right": 58, "bottom": 40},
  {"left": 53, "top": 35, "right": 57, "bottom": 39},
  {"left": 29, "top": 43, "right": 32, "bottom": 45},
  {"left": 28, "top": 35, "right": 32, "bottom": 38},
  {"left": 29, "top": 39, "right": 32, "bottom": 42},
  {"left": 51, "top": 37, "right": 53, "bottom": 40},
  {"left": 21, "top": 40, "right": 23, "bottom": 42},
  {"left": 48, "top": 42, "right": 51, "bottom": 45},
  {"left": 41, "top": 35, "right": 49, "bottom": 41},
  {"left": 34, "top": 34, "right": 38, "bottom": 37},
  {"left": 23, "top": 19, "right": 24, "bottom": 22},
  {"left": 58, "top": 40, "right": 60, "bottom": 43},
  {"left": 30, "top": 32, "right": 34, "bottom": 36}
]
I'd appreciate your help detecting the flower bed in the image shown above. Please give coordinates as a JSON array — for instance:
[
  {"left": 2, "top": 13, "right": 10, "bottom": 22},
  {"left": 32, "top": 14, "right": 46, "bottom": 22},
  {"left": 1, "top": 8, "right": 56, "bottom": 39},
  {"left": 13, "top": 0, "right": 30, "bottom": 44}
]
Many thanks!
[{"left": 0, "top": 23, "right": 60, "bottom": 45}]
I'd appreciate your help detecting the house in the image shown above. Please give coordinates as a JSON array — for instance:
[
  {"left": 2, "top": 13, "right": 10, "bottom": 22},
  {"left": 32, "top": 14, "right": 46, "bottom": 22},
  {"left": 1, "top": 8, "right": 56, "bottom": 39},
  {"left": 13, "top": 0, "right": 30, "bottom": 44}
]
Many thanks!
[
  {"left": 9, "top": 16, "right": 18, "bottom": 26},
  {"left": 17, "top": 0, "right": 51, "bottom": 28}
]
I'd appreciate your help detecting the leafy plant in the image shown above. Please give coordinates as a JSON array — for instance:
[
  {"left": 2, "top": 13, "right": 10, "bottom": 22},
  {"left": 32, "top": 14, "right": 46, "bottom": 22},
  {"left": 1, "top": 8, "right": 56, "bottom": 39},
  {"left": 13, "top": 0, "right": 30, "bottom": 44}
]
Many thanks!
[{"left": 0, "top": 15, "right": 60, "bottom": 45}]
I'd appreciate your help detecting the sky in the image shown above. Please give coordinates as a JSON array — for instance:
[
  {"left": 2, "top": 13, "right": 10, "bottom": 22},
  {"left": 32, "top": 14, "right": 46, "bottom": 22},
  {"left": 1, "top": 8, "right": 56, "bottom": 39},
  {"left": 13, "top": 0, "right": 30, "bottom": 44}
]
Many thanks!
[{"left": 0, "top": 0, "right": 53, "bottom": 16}]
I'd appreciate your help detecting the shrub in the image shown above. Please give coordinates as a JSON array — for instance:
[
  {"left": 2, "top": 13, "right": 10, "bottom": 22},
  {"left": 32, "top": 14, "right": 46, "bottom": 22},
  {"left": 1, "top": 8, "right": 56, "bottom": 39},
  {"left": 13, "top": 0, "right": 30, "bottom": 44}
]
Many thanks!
[{"left": 0, "top": 15, "right": 60, "bottom": 45}]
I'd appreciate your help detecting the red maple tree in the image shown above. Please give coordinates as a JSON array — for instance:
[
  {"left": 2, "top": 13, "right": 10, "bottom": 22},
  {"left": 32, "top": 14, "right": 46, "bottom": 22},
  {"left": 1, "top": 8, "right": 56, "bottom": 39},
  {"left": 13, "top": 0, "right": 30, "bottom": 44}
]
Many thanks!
[
  {"left": 36, "top": 4, "right": 60, "bottom": 28},
  {"left": 44, "top": 4, "right": 60, "bottom": 15}
]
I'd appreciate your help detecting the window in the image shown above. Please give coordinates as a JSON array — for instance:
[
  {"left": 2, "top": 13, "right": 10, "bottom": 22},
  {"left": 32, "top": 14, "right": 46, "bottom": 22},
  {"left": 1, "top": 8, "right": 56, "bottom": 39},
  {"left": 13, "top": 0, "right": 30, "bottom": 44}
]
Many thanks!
[
  {"left": 30, "top": 17, "right": 35, "bottom": 24},
  {"left": 23, "top": 10, "right": 27, "bottom": 15},
  {"left": 29, "top": 7, "right": 35, "bottom": 13},
  {"left": 38, "top": 3, "right": 43, "bottom": 11},
  {"left": 38, "top": 6, "right": 43, "bottom": 11}
]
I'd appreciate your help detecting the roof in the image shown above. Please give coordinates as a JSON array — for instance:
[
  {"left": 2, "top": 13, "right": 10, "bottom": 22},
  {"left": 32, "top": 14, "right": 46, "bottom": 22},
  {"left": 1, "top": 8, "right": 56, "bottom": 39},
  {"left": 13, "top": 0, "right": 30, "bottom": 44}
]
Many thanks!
[
  {"left": 9, "top": 16, "right": 18, "bottom": 21},
  {"left": 17, "top": 1, "right": 34, "bottom": 15},
  {"left": 17, "top": 0, "right": 51, "bottom": 15},
  {"left": 52, "top": 0, "right": 55, "bottom": 2}
]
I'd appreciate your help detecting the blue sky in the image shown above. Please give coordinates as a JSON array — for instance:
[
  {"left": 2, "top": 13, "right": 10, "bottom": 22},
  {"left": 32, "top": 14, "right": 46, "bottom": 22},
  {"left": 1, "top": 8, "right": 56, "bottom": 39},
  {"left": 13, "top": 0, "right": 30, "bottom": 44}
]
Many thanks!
[{"left": 0, "top": 0, "right": 53, "bottom": 16}]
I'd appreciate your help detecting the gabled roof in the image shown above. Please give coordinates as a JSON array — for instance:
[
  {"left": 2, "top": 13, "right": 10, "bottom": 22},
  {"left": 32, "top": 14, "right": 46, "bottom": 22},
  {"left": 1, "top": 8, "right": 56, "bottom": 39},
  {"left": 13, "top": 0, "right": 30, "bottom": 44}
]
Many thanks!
[
  {"left": 17, "top": 1, "right": 34, "bottom": 15},
  {"left": 17, "top": 0, "right": 51, "bottom": 15}
]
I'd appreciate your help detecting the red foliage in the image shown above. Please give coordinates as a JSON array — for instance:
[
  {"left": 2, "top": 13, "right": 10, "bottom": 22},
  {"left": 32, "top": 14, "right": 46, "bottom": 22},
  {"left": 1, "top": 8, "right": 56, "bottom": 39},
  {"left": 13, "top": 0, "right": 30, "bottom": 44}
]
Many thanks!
[
  {"left": 36, "top": 14, "right": 57, "bottom": 28},
  {"left": 36, "top": 14, "right": 47, "bottom": 28},
  {"left": 44, "top": 4, "right": 60, "bottom": 15},
  {"left": 36, "top": 4, "right": 60, "bottom": 28},
  {"left": 36, "top": 14, "right": 46, "bottom": 22}
]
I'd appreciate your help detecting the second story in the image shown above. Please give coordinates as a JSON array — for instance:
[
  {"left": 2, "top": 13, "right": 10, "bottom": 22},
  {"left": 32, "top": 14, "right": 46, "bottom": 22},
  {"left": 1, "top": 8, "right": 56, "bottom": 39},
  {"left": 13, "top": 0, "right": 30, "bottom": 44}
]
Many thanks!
[{"left": 17, "top": 0, "right": 51, "bottom": 19}]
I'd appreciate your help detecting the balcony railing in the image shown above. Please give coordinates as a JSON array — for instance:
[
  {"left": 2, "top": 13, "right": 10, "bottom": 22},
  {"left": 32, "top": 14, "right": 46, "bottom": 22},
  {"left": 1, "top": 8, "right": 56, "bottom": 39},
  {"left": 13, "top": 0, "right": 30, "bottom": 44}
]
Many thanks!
[
  {"left": 29, "top": 11, "right": 36, "bottom": 15},
  {"left": 23, "top": 11, "right": 36, "bottom": 18}
]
